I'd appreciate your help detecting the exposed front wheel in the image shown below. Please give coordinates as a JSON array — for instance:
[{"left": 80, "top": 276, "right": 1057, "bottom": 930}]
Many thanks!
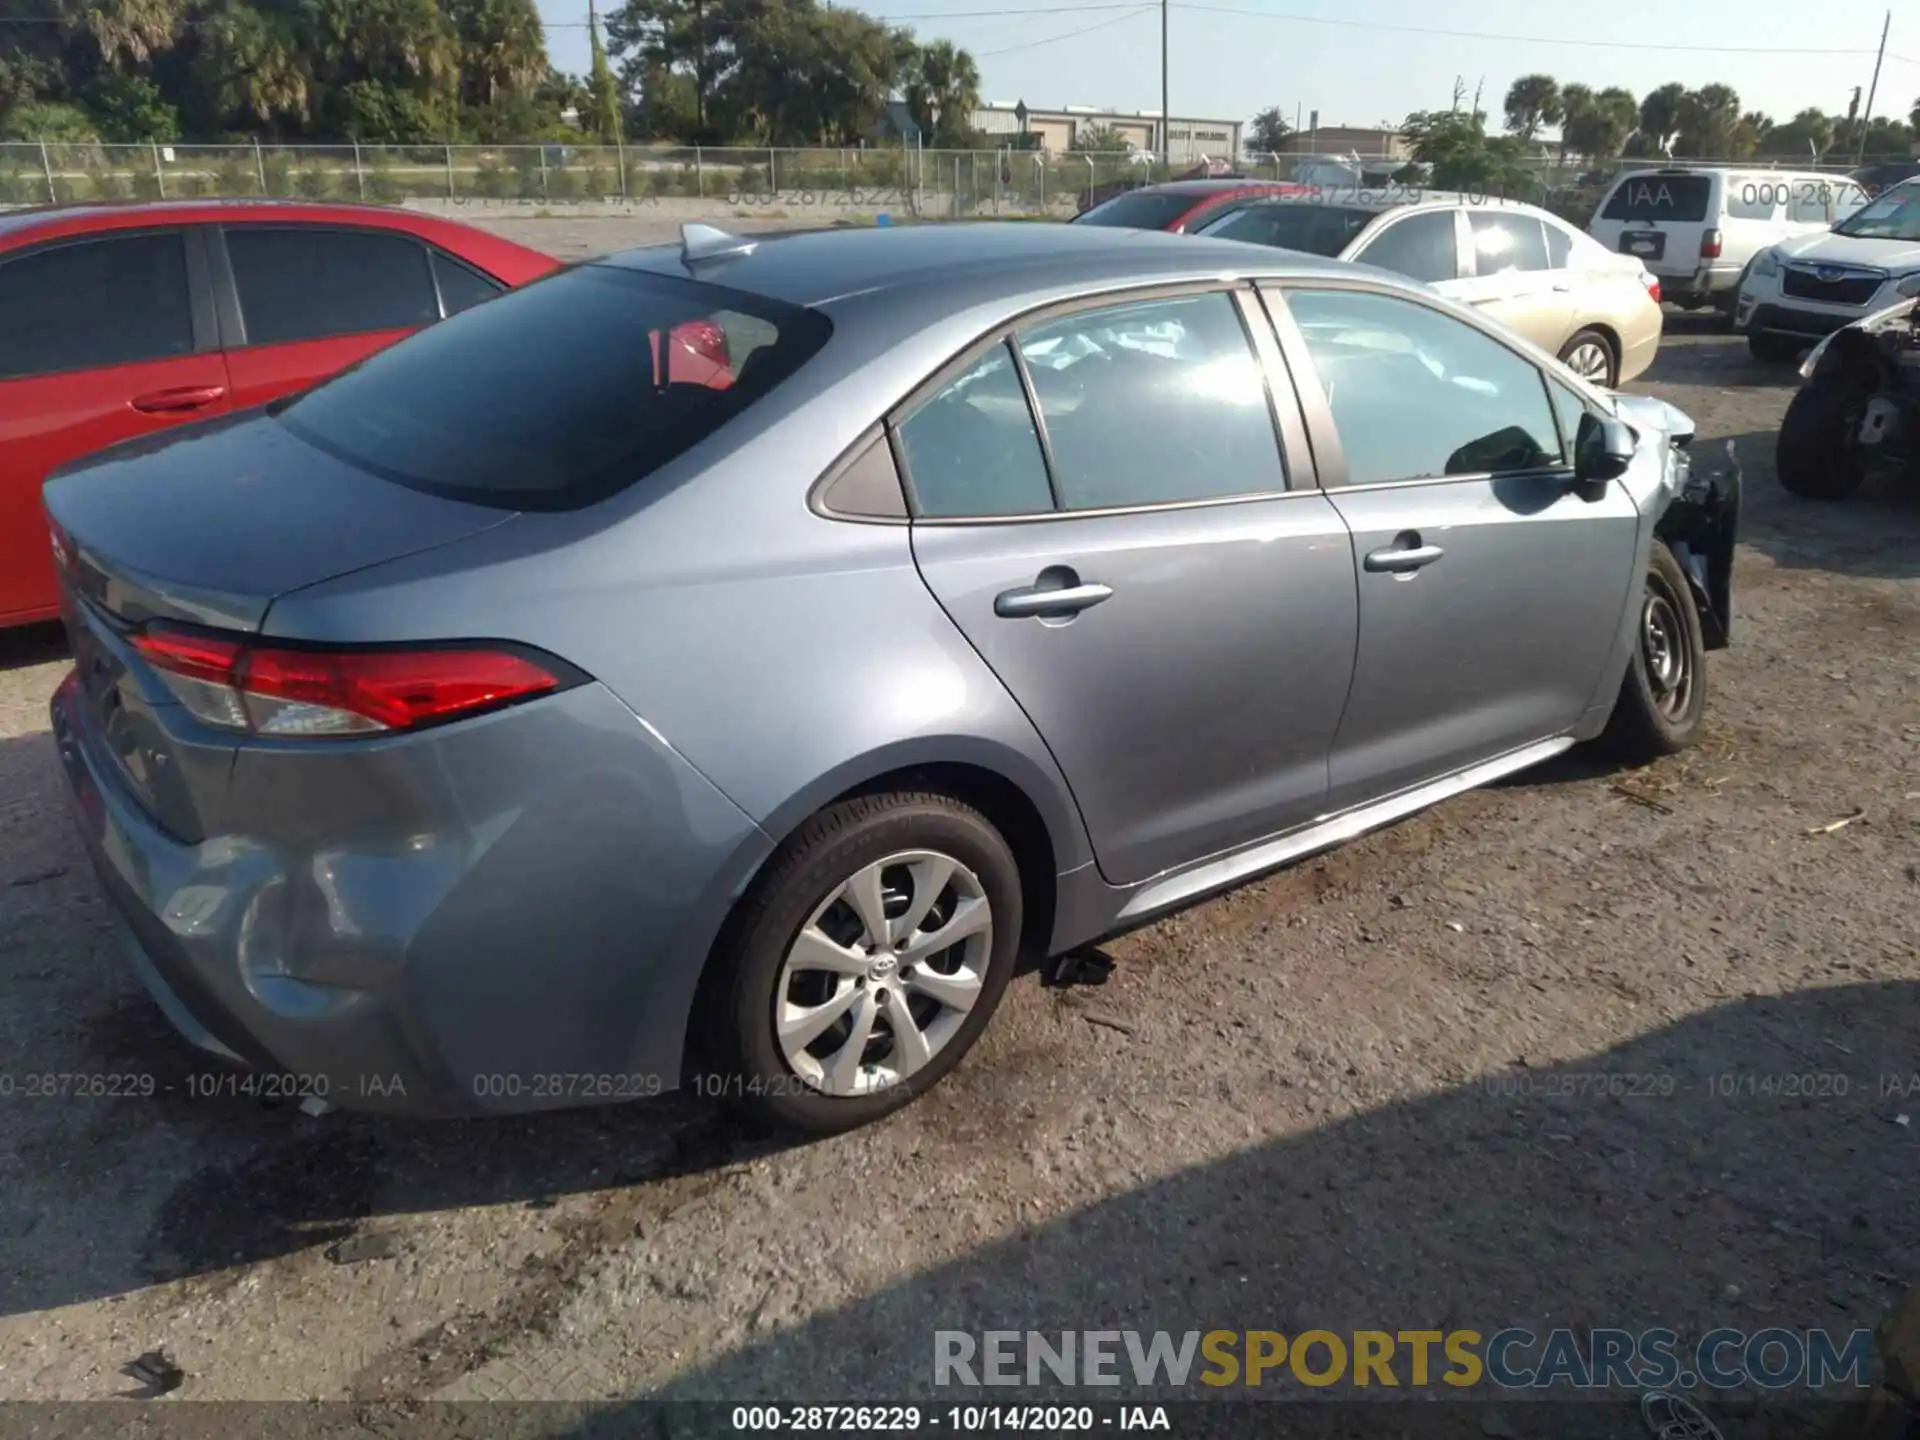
[
  {"left": 1776, "top": 377, "right": 1871, "bottom": 501},
  {"left": 1558, "top": 328, "right": 1617, "bottom": 387},
  {"left": 704, "top": 792, "right": 1022, "bottom": 1133},
  {"left": 1596, "top": 540, "right": 1707, "bottom": 761}
]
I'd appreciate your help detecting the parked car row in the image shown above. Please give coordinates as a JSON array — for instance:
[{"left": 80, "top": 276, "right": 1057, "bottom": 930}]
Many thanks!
[
  {"left": 17, "top": 202, "right": 1741, "bottom": 1131},
  {"left": 1073, "top": 182, "right": 1663, "bottom": 386}
]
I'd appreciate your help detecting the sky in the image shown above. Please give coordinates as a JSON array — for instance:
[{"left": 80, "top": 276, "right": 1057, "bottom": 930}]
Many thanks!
[{"left": 535, "top": 0, "right": 1920, "bottom": 139}]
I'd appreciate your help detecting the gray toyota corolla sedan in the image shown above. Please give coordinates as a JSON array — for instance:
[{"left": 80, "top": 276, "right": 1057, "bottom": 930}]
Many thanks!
[{"left": 44, "top": 222, "right": 1740, "bottom": 1132}]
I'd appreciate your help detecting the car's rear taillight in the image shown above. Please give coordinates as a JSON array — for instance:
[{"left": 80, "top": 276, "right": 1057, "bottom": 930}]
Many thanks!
[
  {"left": 1699, "top": 228, "right": 1723, "bottom": 259},
  {"left": 133, "top": 626, "right": 568, "bottom": 738},
  {"left": 1644, "top": 273, "right": 1662, "bottom": 304}
]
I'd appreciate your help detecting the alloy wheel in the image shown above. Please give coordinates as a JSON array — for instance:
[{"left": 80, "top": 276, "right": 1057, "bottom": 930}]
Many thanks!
[
  {"left": 774, "top": 850, "right": 992, "bottom": 1096},
  {"left": 1564, "top": 340, "right": 1613, "bottom": 384}
]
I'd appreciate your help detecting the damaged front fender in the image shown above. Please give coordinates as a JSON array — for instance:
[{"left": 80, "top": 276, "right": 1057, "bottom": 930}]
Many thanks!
[
  {"left": 1652, "top": 436, "right": 1741, "bottom": 651},
  {"left": 1609, "top": 394, "right": 1740, "bottom": 651}
]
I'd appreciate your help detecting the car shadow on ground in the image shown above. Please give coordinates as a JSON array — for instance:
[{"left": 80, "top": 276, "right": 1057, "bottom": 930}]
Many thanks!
[
  {"left": 1641, "top": 310, "right": 1805, "bottom": 391},
  {"left": 0, "top": 620, "right": 67, "bottom": 673},
  {"left": 1723, "top": 429, "right": 1920, "bottom": 582},
  {"left": 574, "top": 980, "right": 1919, "bottom": 1431}
]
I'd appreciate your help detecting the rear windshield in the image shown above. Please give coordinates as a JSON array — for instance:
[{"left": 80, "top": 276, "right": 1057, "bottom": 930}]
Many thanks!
[
  {"left": 1600, "top": 173, "right": 1712, "bottom": 222},
  {"left": 1196, "top": 202, "right": 1375, "bottom": 256},
  {"left": 277, "top": 264, "right": 830, "bottom": 509},
  {"left": 1073, "top": 191, "right": 1198, "bottom": 229}
]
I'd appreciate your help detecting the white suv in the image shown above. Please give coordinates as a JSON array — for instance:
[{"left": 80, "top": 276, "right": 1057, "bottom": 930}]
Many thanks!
[
  {"left": 1588, "top": 166, "right": 1868, "bottom": 315},
  {"left": 1736, "top": 179, "right": 1920, "bottom": 360}
]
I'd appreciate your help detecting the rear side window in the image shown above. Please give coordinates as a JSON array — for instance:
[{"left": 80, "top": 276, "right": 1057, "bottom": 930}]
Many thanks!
[
  {"left": 1352, "top": 210, "right": 1461, "bottom": 283},
  {"left": 0, "top": 232, "right": 194, "bottom": 380},
  {"left": 433, "top": 252, "right": 504, "bottom": 315},
  {"left": 278, "top": 265, "right": 830, "bottom": 508},
  {"left": 896, "top": 342, "right": 1054, "bottom": 518},
  {"left": 228, "top": 227, "right": 440, "bottom": 346},
  {"left": 1723, "top": 178, "right": 1775, "bottom": 221},
  {"left": 1544, "top": 220, "right": 1574, "bottom": 267},
  {"left": 1601, "top": 174, "right": 1712, "bottom": 222},
  {"left": 1072, "top": 192, "right": 1197, "bottom": 230},
  {"left": 1469, "top": 212, "right": 1551, "bottom": 273}
]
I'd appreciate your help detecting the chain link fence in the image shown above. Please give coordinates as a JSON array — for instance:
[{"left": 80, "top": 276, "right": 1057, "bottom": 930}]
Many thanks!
[
  {"left": 0, "top": 141, "right": 1209, "bottom": 218},
  {"left": 1, "top": 141, "right": 1902, "bottom": 224}
]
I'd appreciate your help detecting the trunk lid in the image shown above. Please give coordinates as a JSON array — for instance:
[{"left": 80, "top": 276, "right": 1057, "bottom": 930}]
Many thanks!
[
  {"left": 43, "top": 411, "right": 515, "bottom": 633},
  {"left": 43, "top": 411, "right": 515, "bottom": 843}
]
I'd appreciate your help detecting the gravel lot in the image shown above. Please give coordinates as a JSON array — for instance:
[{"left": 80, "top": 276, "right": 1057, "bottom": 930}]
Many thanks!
[{"left": 1, "top": 222, "right": 1916, "bottom": 1421}]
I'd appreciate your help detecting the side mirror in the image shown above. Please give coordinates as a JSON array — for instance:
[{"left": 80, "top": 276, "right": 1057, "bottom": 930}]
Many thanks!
[
  {"left": 1573, "top": 411, "right": 1635, "bottom": 490},
  {"left": 1897, "top": 273, "right": 1920, "bottom": 298}
]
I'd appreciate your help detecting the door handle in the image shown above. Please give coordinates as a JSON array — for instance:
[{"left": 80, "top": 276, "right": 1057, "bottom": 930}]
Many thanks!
[
  {"left": 1364, "top": 538, "right": 1446, "bottom": 573},
  {"left": 994, "top": 569, "right": 1113, "bottom": 619},
  {"left": 1551, "top": 281, "right": 1577, "bottom": 292},
  {"left": 130, "top": 385, "right": 227, "bottom": 415}
]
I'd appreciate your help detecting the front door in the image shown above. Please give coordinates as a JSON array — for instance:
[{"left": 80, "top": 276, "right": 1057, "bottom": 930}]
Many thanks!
[
  {"left": 899, "top": 288, "right": 1358, "bottom": 887},
  {"left": 1265, "top": 283, "right": 1642, "bottom": 811},
  {"left": 1444, "top": 209, "right": 1572, "bottom": 353},
  {"left": 0, "top": 229, "right": 229, "bottom": 625}
]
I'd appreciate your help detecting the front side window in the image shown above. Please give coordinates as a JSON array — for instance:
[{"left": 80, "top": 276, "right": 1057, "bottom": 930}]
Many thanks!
[
  {"left": 0, "top": 232, "right": 194, "bottom": 380},
  {"left": 1351, "top": 210, "right": 1461, "bottom": 284},
  {"left": 895, "top": 342, "right": 1054, "bottom": 519},
  {"left": 1283, "top": 287, "right": 1560, "bottom": 486},
  {"left": 1469, "top": 212, "right": 1551, "bottom": 274},
  {"left": 1017, "top": 292, "right": 1285, "bottom": 510},
  {"left": 279, "top": 264, "right": 830, "bottom": 508},
  {"left": 227, "top": 227, "right": 440, "bottom": 346}
]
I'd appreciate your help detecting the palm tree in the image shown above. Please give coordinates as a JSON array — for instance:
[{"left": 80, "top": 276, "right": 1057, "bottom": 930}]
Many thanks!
[
  {"left": 1503, "top": 73, "right": 1561, "bottom": 143},
  {"left": 1556, "top": 82, "right": 1592, "bottom": 164},
  {"left": 191, "top": 0, "right": 312, "bottom": 129},
  {"left": 904, "top": 39, "right": 981, "bottom": 148},
  {"left": 447, "top": 0, "right": 548, "bottom": 109},
  {"left": 60, "top": 0, "right": 183, "bottom": 69},
  {"left": 1637, "top": 82, "right": 1686, "bottom": 154}
]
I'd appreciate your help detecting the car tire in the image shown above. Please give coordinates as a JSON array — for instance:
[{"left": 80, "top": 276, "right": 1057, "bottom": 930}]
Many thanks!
[
  {"left": 1558, "top": 328, "right": 1617, "bottom": 387},
  {"left": 1747, "top": 331, "right": 1805, "bottom": 363},
  {"left": 1776, "top": 377, "right": 1871, "bottom": 501},
  {"left": 703, "top": 791, "right": 1022, "bottom": 1133},
  {"left": 1596, "top": 540, "right": 1707, "bottom": 762}
]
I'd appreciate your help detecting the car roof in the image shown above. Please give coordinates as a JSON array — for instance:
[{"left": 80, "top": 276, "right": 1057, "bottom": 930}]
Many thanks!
[
  {"left": 0, "top": 198, "right": 559, "bottom": 275},
  {"left": 601, "top": 220, "right": 1361, "bottom": 311},
  {"left": 1119, "top": 178, "right": 1301, "bottom": 197},
  {"left": 1212, "top": 189, "right": 1560, "bottom": 219}
]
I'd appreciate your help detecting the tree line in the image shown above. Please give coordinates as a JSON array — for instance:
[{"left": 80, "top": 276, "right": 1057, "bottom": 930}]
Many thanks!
[{"left": 0, "top": 0, "right": 982, "bottom": 149}]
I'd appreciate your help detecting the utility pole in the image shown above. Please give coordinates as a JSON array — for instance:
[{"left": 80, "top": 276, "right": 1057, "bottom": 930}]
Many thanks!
[
  {"left": 1858, "top": 9, "right": 1891, "bottom": 165},
  {"left": 1160, "top": 0, "right": 1170, "bottom": 172}
]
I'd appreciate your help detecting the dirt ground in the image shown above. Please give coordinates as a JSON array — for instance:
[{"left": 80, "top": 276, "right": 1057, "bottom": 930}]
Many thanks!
[{"left": 0, "top": 223, "right": 1916, "bottom": 1427}]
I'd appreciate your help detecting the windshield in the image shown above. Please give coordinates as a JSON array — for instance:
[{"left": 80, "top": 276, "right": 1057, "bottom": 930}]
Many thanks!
[
  {"left": 1072, "top": 191, "right": 1197, "bottom": 229},
  {"left": 1197, "top": 203, "right": 1375, "bottom": 256},
  {"left": 1833, "top": 183, "right": 1920, "bottom": 240},
  {"left": 278, "top": 265, "right": 830, "bottom": 510},
  {"left": 1600, "top": 174, "right": 1711, "bottom": 222}
]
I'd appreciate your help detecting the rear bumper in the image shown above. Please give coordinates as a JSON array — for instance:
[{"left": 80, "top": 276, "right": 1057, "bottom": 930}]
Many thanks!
[
  {"left": 1649, "top": 264, "right": 1741, "bottom": 304},
  {"left": 51, "top": 671, "right": 770, "bottom": 1116}
]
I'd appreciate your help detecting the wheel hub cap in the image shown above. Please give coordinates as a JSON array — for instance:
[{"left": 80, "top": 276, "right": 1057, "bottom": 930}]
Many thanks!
[
  {"left": 774, "top": 849, "right": 993, "bottom": 1098},
  {"left": 1641, "top": 584, "right": 1692, "bottom": 719}
]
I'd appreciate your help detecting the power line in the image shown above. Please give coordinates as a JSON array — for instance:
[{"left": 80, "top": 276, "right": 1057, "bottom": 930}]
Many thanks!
[
  {"left": 973, "top": 4, "right": 1153, "bottom": 56},
  {"left": 1166, "top": 2, "right": 1881, "bottom": 55}
]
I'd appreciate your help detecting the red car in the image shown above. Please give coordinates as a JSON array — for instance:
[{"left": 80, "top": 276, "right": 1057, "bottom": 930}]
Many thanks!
[
  {"left": 0, "top": 200, "right": 560, "bottom": 629},
  {"left": 1069, "top": 179, "right": 1310, "bottom": 234}
]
